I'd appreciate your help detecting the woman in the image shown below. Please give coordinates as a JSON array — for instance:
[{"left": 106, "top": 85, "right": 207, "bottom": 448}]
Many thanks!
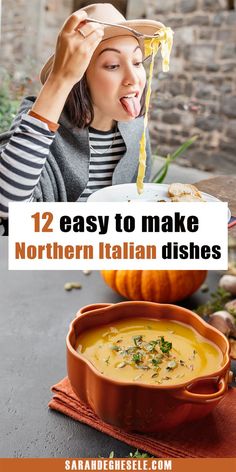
[{"left": 0, "top": 3, "right": 164, "bottom": 232}]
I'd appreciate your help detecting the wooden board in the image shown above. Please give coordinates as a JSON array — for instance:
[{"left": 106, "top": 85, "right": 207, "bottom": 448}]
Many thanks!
[{"left": 195, "top": 175, "right": 236, "bottom": 237}]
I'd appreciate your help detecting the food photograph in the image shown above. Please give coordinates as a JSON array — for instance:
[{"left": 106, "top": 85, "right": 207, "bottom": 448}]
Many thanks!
[
  {"left": 0, "top": 245, "right": 236, "bottom": 458},
  {"left": 0, "top": 0, "right": 236, "bottom": 467}
]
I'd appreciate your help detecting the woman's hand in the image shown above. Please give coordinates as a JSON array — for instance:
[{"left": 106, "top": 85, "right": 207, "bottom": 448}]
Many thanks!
[
  {"left": 31, "top": 10, "right": 104, "bottom": 123},
  {"left": 50, "top": 10, "right": 104, "bottom": 87}
]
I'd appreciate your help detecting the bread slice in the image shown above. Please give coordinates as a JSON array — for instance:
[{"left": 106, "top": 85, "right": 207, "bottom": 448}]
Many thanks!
[
  {"left": 171, "top": 195, "right": 205, "bottom": 202},
  {"left": 168, "top": 183, "right": 203, "bottom": 199}
]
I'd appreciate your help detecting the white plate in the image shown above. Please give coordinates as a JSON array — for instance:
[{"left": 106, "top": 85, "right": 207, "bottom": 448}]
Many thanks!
[{"left": 87, "top": 183, "right": 231, "bottom": 220}]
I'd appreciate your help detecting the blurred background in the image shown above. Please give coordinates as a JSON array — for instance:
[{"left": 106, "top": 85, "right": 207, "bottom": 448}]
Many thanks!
[{"left": 0, "top": 0, "right": 236, "bottom": 173}]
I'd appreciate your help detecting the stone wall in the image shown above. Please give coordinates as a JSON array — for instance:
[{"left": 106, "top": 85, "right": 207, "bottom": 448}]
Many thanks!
[
  {"left": 0, "top": 0, "right": 128, "bottom": 110},
  {"left": 1, "top": 0, "right": 235, "bottom": 172},
  {"left": 0, "top": 0, "right": 72, "bottom": 92},
  {"left": 144, "top": 0, "right": 236, "bottom": 173},
  {"left": 1, "top": 0, "right": 36, "bottom": 78},
  {"left": 0, "top": 0, "right": 125, "bottom": 86}
]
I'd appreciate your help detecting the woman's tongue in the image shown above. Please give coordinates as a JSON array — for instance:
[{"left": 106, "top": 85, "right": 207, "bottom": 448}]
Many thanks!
[{"left": 120, "top": 96, "right": 141, "bottom": 118}]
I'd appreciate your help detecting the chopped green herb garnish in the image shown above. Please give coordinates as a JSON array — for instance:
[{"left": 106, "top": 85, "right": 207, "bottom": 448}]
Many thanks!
[
  {"left": 132, "top": 352, "right": 142, "bottom": 364},
  {"left": 124, "top": 346, "right": 136, "bottom": 355},
  {"left": 106, "top": 333, "right": 176, "bottom": 378},
  {"left": 133, "top": 335, "right": 143, "bottom": 347},
  {"left": 160, "top": 336, "right": 172, "bottom": 354},
  {"left": 146, "top": 340, "right": 159, "bottom": 352},
  {"left": 151, "top": 358, "right": 162, "bottom": 367}
]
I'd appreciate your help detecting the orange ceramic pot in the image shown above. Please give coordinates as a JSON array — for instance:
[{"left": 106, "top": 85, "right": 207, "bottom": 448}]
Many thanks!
[{"left": 66, "top": 301, "right": 231, "bottom": 433}]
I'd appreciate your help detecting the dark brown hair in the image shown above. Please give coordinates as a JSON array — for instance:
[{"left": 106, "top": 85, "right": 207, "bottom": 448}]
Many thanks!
[{"left": 65, "top": 76, "right": 147, "bottom": 129}]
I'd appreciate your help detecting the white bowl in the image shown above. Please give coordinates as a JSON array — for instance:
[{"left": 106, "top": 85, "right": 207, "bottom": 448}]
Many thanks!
[{"left": 87, "top": 183, "right": 231, "bottom": 220}]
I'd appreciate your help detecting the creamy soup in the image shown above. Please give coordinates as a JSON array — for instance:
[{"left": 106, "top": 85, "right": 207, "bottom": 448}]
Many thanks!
[{"left": 76, "top": 318, "right": 223, "bottom": 385}]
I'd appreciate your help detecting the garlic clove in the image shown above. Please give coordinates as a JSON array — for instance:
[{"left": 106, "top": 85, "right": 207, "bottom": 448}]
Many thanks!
[
  {"left": 219, "top": 275, "right": 236, "bottom": 296},
  {"left": 225, "top": 299, "right": 236, "bottom": 317},
  {"left": 209, "top": 311, "right": 236, "bottom": 337},
  {"left": 210, "top": 310, "right": 235, "bottom": 324}
]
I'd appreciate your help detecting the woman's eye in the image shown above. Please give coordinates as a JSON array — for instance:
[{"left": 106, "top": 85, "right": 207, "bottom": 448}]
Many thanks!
[
  {"left": 104, "top": 64, "right": 119, "bottom": 70},
  {"left": 134, "top": 61, "right": 144, "bottom": 67}
]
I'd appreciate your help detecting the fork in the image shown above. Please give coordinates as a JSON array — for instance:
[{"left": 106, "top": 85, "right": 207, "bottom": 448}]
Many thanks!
[{"left": 85, "top": 18, "right": 160, "bottom": 39}]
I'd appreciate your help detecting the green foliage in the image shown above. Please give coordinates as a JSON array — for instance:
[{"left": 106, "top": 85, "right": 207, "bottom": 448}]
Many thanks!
[
  {"left": 195, "top": 287, "right": 232, "bottom": 317},
  {"left": 128, "top": 449, "right": 153, "bottom": 458},
  {"left": 0, "top": 75, "right": 20, "bottom": 133},
  {"left": 152, "top": 136, "right": 198, "bottom": 184},
  {"left": 100, "top": 449, "right": 153, "bottom": 458}
]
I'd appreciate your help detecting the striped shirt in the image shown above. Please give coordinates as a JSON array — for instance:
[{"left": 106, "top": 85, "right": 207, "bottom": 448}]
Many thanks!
[
  {"left": 0, "top": 113, "right": 55, "bottom": 218},
  {"left": 78, "top": 126, "right": 126, "bottom": 201},
  {"left": 0, "top": 115, "right": 126, "bottom": 233}
]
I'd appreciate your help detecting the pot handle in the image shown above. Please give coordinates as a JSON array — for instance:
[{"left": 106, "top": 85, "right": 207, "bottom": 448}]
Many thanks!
[
  {"left": 77, "top": 303, "right": 114, "bottom": 316},
  {"left": 174, "top": 376, "right": 227, "bottom": 403}
]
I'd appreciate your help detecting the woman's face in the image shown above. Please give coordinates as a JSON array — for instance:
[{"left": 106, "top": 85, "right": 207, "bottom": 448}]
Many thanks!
[{"left": 86, "top": 36, "right": 146, "bottom": 128}]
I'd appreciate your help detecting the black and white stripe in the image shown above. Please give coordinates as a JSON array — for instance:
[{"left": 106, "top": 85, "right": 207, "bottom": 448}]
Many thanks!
[
  {"left": 0, "top": 114, "right": 55, "bottom": 218},
  {"left": 78, "top": 126, "right": 126, "bottom": 201},
  {"left": 0, "top": 117, "right": 126, "bottom": 235}
]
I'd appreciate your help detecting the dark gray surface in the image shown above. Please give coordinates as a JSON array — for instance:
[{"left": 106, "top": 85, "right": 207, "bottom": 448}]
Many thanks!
[{"left": 0, "top": 238, "right": 233, "bottom": 457}]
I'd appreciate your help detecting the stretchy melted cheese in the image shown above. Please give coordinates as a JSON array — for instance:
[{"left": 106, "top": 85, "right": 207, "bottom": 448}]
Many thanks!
[
  {"left": 137, "top": 27, "right": 173, "bottom": 194},
  {"left": 76, "top": 317, "right": 223, "bottom": 385}
]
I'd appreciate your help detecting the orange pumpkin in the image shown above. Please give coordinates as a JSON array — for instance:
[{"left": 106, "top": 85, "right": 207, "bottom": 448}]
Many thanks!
[{"left": 101, "top": 270, "right": 207, "bottom": 303}]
